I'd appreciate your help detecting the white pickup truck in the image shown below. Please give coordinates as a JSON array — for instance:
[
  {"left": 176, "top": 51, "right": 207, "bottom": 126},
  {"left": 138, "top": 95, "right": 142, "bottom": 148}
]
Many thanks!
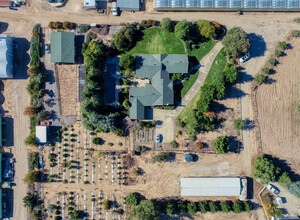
[{"left": 112, "top": 2, "right": 118, "bottom": 16}]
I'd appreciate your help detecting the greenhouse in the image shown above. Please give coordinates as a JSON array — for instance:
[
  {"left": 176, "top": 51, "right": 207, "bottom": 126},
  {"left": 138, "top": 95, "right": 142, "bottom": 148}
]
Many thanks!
[{"left": 154, "top": 0, "right": 300, "bottom": 9}]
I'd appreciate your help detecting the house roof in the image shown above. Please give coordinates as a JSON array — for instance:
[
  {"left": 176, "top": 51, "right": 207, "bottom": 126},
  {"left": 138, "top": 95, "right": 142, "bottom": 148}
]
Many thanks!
[
  {"left": 181, "top": 177, "right": 241, "bottom": 197},
  {"left": 50, "top": 32, "right": 75, "bottom": 63},
  {"left": 129, "top": 54, "right": 188, "bottom": 120},
  {"left": 36, "top": 126, "right": 47, "bottom": 143},
  {"left": 117, "top": 0, "right": 140, "bottom": 10}
]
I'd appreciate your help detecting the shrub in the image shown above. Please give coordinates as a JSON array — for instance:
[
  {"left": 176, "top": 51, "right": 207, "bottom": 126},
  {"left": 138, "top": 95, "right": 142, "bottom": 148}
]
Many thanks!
[
  {"left": 220, "top": 201, "right": 231, "bottom": 213},
  {"left": 233, "top": 200, "right": 244, "bottom": 213},
  {"left": 92, "top": 137, "right": 102, "bottom": 145},
  {"left": 108, "top": 142, "right": 113, "bottom": 146},
  {"left": 118, "top": 142, "right": 123, "bottom": 146},
  {"left": 296, "top": 18, "right": 300, "bottom": 23},
  {"left": 233, "top": 118, "right": 245, "bottom": 130},
  {"left": 278, "top": 171, "right": 292, "bottom": 185},
  {"left": 103, "top": 200, "right": 110, "bottom": 210},
  {"left": 79, "top": 24, "right": 91, "bottom": 33},
  {"left": 198, "top": 201, "right": 208, "bottom": 214},
  {"left": 25, "top": 132, "right": 38, "bottom": 146},
  {"left": 24, "top": 170, "right": 39, "bottom": 185},
  {"left": 297, "top": 104, "right": 300, "bottom": 113},
  {"left": 23, "top": 192, "right": 38, "bottom": 211},
  {"left": 244, "top": 201, "right": 252, "bottom": 213},
  {"left": 29, "top": 152, "right": 39, "bottom": 169},
  {"left": 170, "top": 140, "right": 179, "bottom": 148},
  {"left": 128, "top": 200, "right": 159, "bottom": 220},
  {"left": 126, "top": 193, "right": 140, "bottom": 206},
  {"left": 131, "top": 167, "right": 139, "bottom": 176},
  {"left": 119, "top": 55, "right": 135, "bottom": 71},
  {"left": 152, "top": 152, "right": 170, "bottom": 163},
  {"left": 195, "top": 142, "right": 204, "bottom": 150},
  {"left": 287, "top": 181, "right": 300, "bottom": 197},
  {"left": 165, "top": 201, "right": 175, "bottom": 217},
  {"left": 63, "top": 21, "right": 75, "bottom": 30},
  {"left": 268, "top": 58, "right": 276, "bottom": 66},
  {"left": 252, "top": 154, "right": 280, "bottom": 184},
  {"left": 275, "top": 50, "right": 282, "bottom": 57},
  {"left": 254, "top": 74, "right": 266, "bottom": 85},
  {"left": 224, "top": 66, "right": 238, "bottom": 83},
  {"left": 161, "top": 17, "right": 173, "bottom": 32},
  {"left": 262, "top": 67, "right": 270, "bottom": 74},
  {"left": 32, "top": 24, "right": 41, "bottom": 33},
  {"left": 279, "top": 41, "right": 287, "bottom": 50},
  {"left": 208, "top": 201, "right": 218, "bottom": 213},
  {"left": 176, "top": 119, "right": 185, "bottom": 128},
  {"left": 176, "top": 130, "right": 182, "bottom": 136},
  {"left": 187, "top": 202, "right": 197, "bottom": 215},
  {"left": 114, "top": 127, "right": 124, "bottom": 137},
  {"left": 291, "top": 30, "right": 300, "bottom": 37},
  {"left": 213, "top": 136, "right": 229, "bottom": 153},
  {"left": 222, "top": 27, "right": 250, "bottom": 57}
]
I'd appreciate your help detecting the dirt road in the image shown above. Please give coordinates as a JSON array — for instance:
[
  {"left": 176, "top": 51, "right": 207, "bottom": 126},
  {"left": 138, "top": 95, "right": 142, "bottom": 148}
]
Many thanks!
[{"left": 0, "top": 1, "right": 298, "bottom": 219}]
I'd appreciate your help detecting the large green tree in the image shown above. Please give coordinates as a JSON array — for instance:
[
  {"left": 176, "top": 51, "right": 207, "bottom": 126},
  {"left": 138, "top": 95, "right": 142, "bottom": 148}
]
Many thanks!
[
  {"left": 23, "top": 192, "right": 38, "bottom": 211},
  {"left": 119, "top": 55, "right": 135, "bottom": 71},
  {"left": 175, "top": 20, "right": 192, "bottom": 41},
  {"left": 196, "top": 20, "right": 216, "bottom": 39},
  {"left": 252, "top": 154, "right": 280, "bottom": 184},
  {"left": 23, "top": 170, "right": 39, "bottom": 185},
  {"left": 287, "top": 181, "right": 300, "bottom": 197},
  {"left": 128, "top": 200, "right": 159, "bottom": 220},
  {"left": 113, "top": 25, "right": 136, "bottom": 51},
  {"left": 126, "top": 193, "right": 140, "bottom": 206},
  {"left": 161, "top": 17, "right": 174, "bottom": 32},
  {"left": 222, "top": 27, "right": 250, "bottom": 57}
]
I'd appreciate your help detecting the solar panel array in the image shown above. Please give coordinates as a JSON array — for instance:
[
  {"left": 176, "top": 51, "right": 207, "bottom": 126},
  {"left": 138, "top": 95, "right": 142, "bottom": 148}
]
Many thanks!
[{"left": 154, "top": 0, "right": 299, "bottom": 8}]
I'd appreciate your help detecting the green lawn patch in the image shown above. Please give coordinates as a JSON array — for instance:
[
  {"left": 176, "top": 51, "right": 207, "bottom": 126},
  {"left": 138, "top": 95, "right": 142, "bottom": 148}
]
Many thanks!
[
  {"left": 177, "top": 48, "right": 227, "bottom": 122},
  {"left": 188, "top": 39, "right": 216, "bottom": 62},
  {"left": 124, "top": 27, "right": 186, "bottom": 55}
]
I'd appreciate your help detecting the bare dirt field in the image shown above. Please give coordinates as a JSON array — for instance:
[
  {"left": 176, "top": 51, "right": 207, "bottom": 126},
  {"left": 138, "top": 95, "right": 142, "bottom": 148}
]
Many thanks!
[
  {"left": 56, "top": 64, "right": 78, "bottom": 116},
  {"left": 256, "top": 38, "right": 300, "bottom": 174}
]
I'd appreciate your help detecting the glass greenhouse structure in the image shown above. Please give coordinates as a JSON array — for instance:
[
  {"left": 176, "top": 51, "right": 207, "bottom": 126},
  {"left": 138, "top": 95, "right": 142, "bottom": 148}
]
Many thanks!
[{"left": 154, "top": 0, "right": 299, "bottom": 9}]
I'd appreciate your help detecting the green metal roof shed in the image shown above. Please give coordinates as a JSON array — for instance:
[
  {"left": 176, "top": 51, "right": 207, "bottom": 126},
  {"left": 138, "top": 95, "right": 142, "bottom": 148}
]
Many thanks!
[
  {"left": 117, "top": 0, "right": 140, "bottom": 10},
  {"left": 50, "top": 32, "right": 75, "bottom": 64}
]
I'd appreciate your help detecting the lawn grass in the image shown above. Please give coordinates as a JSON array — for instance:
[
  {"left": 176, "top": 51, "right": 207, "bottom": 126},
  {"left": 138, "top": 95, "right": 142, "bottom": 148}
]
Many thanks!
[
  {"left": 124, "top": 27, "right": 186, "bottom": 55},
  {"left": 188, "top": 39, "right": 216, "bottom": 62},
  {"left": 177, "top": 48, "right": 227, "bottom": 122}
]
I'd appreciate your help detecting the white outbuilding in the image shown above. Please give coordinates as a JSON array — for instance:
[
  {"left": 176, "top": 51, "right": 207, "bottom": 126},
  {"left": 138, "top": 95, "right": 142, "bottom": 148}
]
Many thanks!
[
  {"left": 181, "top": 177, "right": 242, "bottom": 197},
  {"left": 36, "top": 126, "right": 48, "bottom": 143}
]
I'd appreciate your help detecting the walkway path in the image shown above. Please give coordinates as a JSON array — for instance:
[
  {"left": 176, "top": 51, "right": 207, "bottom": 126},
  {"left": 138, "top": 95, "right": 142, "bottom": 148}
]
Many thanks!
[{"left": 153, "top": 42, "right": 223, "bottom": 143}]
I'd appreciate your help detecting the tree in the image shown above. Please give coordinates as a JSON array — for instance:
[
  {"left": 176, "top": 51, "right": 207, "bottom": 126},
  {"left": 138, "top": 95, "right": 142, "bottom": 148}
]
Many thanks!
[
  {"left": 208, "top": 201, "right": 218, "bottom": 213},
  {"left": 170, "top": 140, "right": 179, "bottom": 148},
  {"left": 119, "top": 55, "right": 135, "bottom": 71},
  {"left": 243, "top": 201, "right": 252, "bottom": 213},
  {"left": 224, "top": 66, "right": 238, "bottom": 83},
  {"left": 25, "top": 132, "right": 38, "bottom": 146},
  {"left": 126, "top": 193, "right": 140, "bottom": 206},
  {"left": 195, "top": 141, "right": 204, "bottom": 150},
  {"left": 29, "top": 152, "right": 39, "bottom": 169},
  {"left": 279, "top": 41, "right": 287, "bottom": 50},
  {"left": 269, "top": 58, "right": 276, "bottom": 66},
  {"left": 24, "top": 170, "right": 39, "bottom": 185},
  {"left": 161, "top": 17, "right": 173, "bottom": 32},
  {"left": 233, "top": 118, "right": 245, "bottom": 130},
  {"left": 24, "top": 105, "right": 39, "bottom": 117},
  {"left": 220, "top": 201, "right": 231, "bottom": 213},
  {"left": 254, "top": 74, "right": 266, "bottom": 85},
  {"left": 278, "top": 171, "right": 292, "bottom": 185},
  {"left": 176, "top": 200, "right": 186, "bottom": 215},
  {"left": 198, "top": 201, "right": 208, "bottom": 214},
  {"left": 196, "top": 20, "right": 216, "bottom": 39},
  {"left": 114, "top": 127, "right": 125, "bottom": 137},
  {"left": 175, "top": 19, "right": 192, "bottom": 41},
  {"left": 297, "top": 104, "right": 300, "bottom": 113},
  {"left": 222, "top": 27, "right": 250, "bottom": 57},
  {"left": 287, "top": 181, "right": 300, "bottom": 197},
  {"left": 63, "top": 21, "right": 75, "bottom": 30},
  {"left": 128, "top": 200, "right": 159, "bottom": 220},
  {"left": 113, "top": 25, "right": 136, "bottom": 51},
  {"left": 27, "top": 66, "right": 40, "bottom": 77},
  {"left": 233, "top": 200, "right": 244, "bottom": 213},
  {"left": 275, "top": 50, "right": 282, "bottom": 57},
  {"left": 165, "top": 201, "right": 175, "bottom": 217},
  {"left": 92, "top": 137, "right": 103, "bottom": 145},
  {"left": 252, "top": 154, "right": 280, "bottom": 184},
  {"left": 213, "top": 136, "right": 229, "bottom": 153},
  {"left": 187, "top": 202, "right": 197, "bottom": 215},
  {"left": 262, "top": 67, "right": 270, "bottom": 74},
  {"left": 23, "top": 192, "right": 37, "bottom": 211}
]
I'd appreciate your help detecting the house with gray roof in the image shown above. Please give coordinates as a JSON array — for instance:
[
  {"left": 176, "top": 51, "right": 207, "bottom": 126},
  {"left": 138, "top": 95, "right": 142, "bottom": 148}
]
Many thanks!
[
  {"left": 129, "top": 54, "right": 188, "bottom": 120},
  {"left": 50, "top": 32, "right": 75, "bottom": 64}
]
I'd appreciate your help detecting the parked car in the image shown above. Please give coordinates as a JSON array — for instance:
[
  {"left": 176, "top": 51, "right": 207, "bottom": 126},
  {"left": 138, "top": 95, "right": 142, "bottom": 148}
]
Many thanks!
[
  {"left": 40, "top": 121, "right": 50, "bottom": 126},
  {"left": 156, "top": 134, "right": 162, "bottom": 143},
  {"left": 39, "top": 155, "right": 44, "bottom": 170},
  {"left": 184, "top": 153, "right": 195, "bottom": 162},
  {"left": 239, "top": 53, "right": 250, "bottom": 63},
  {"left": 45, "top": 43, "right": 50, "bottom": 54},
  {"left": 267, "top": 184, "right": 280, "bottom": 195},
  {"left": 112, "top": 2, "right": 119, "bottom": 16}
]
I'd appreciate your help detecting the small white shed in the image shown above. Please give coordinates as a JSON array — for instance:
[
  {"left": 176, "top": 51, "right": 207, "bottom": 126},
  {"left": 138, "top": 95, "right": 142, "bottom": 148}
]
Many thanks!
[{"left": 36, "top": 126, "right": 47, "bottom": 143}]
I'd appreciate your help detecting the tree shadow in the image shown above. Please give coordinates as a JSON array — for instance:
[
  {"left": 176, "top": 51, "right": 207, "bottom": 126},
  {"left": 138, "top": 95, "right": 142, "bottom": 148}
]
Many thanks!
[
  {"left": 223, "top": 86, "right": 247, "bottom": 100},
  {"left": 238, "top": 67, "right": 254, "bottom": 84},
  {"left": 248, "top": 33, "right": 266, "bottom": 58},
  {"left": 0, "top": 22, "right": 8, "bottom": 34},
  {"left": 244, "top": 118, "right": 255, "bottom": 130},
  {"left": 2, "top": 117, "right": 14, "bottom": 146},
  {"left": 210, "top": 101, "right": 228, "bottom": 113},
  {"left": 13, "top": 37, "right": 30, "bottom": 79},
  {"left": 265, "top": 76, "right": 277, "bottom": 85},
  {"left": 228, "top": 136, "right": 242, "bottom": 153}
]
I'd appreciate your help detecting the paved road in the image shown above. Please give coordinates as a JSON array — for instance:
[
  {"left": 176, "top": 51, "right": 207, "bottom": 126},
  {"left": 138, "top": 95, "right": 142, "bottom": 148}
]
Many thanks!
[{"left": 154, "top": 42, "right": 223, "bottom": 143}]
